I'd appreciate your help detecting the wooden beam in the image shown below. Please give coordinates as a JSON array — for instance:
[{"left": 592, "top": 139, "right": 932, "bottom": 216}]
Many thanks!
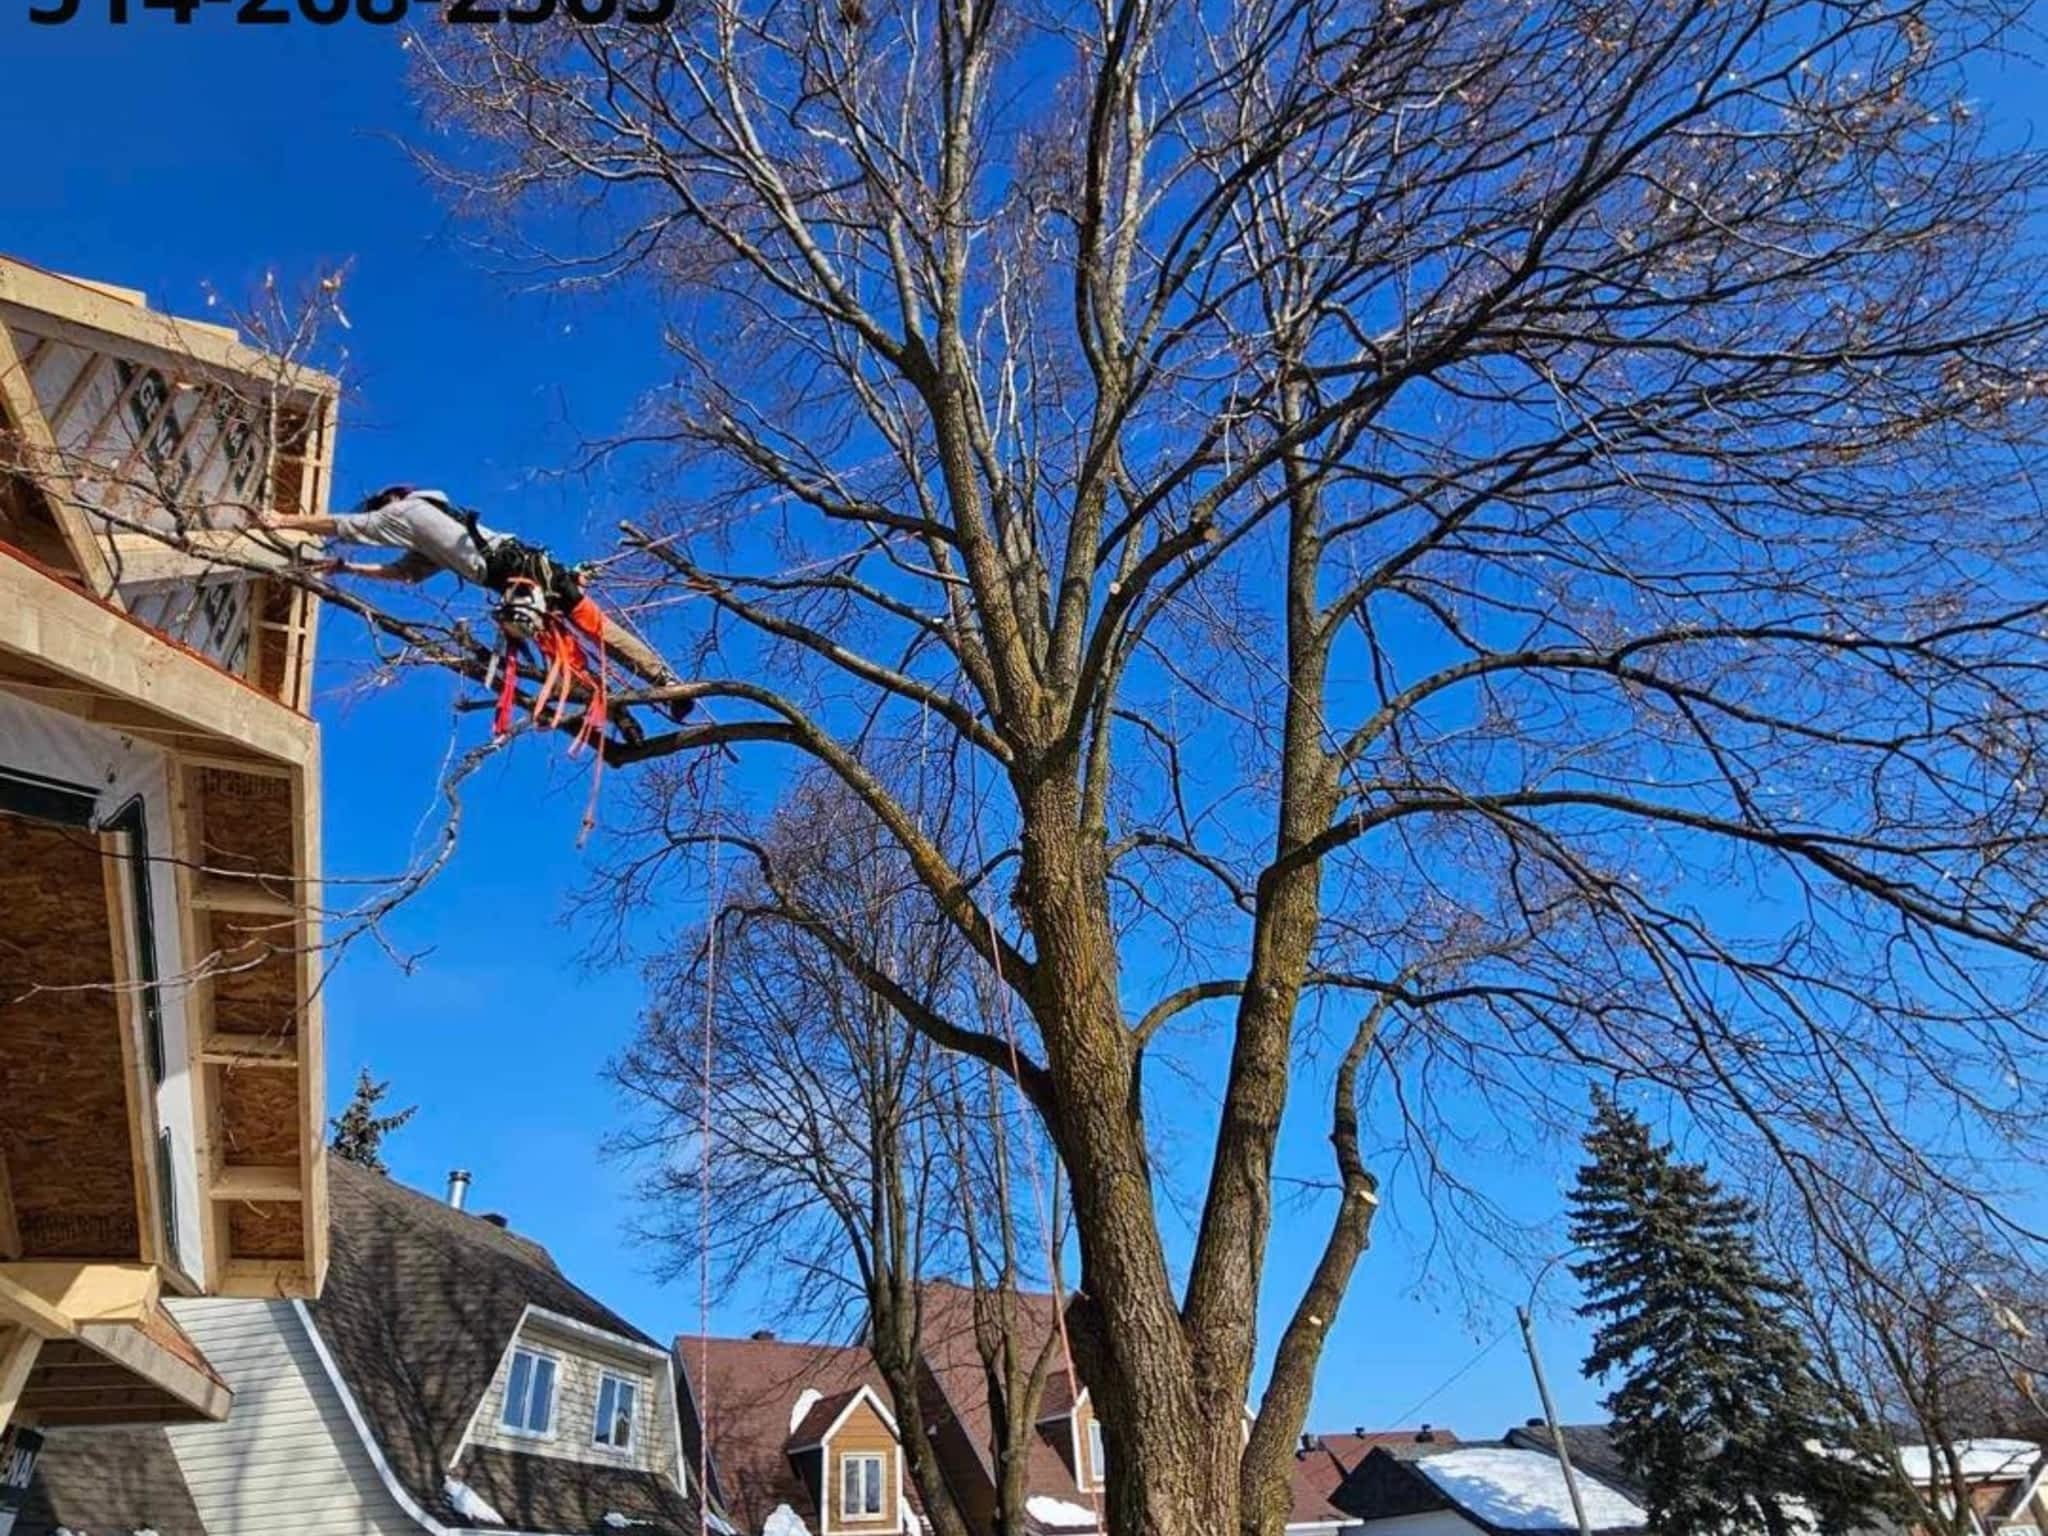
[
  {"left": 191, "top": 875, "right": 297, "bottom": 917},
  {"left": 0, "top": 1326, "right": 42, "bottom": 1435},
  {"left": 0, "top": 258, "right": 337, "bottom": 399},
  {"left": 0, "top": 316, "right": 117, "bottom": 597},
  {"left": 0, "top": 1264, "right": 160, "bottom": 1326},
  {"left": 294, "top": 747, "right": 329, "bottom": 1293},
  {"left": 0, "top": 1150, "right": 18, "bottom": 1262},
  {"left": 0, "top": 1276, "right": 74, "bottom": 1341},
  {"left": 198, "top": 1033, "right": 298, "bottom": 1068},
  {"left": 217, "top": 1259, "right": 310, "bottom": 1298},
  {"left": 104, "top": 529, "right": 306, "bottom": 587},
  {"left": 169, "top": 766, "right": 225, "bottom": 1292},
  {"left": 102, "top": 831, "right": 165, "bottom": 1270},
  {"left": 0, "top": 546, "right": 316, "bottom": 767},
  {"left": 75, "top": 1318, "right": 231, "bottom": 1422},
  {"left": 210, "top": 1165, "right": 302, "bottom": 1203}
]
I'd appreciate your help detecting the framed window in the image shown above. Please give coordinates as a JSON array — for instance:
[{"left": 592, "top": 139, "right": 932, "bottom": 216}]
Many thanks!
[
  {"left": 840, "top": 1452, "right": 886, "bottom": 1522},
  {"left": 500, "top": 1347, "right": 557, "bottom": 1437},
  {"left": 1087, "top": 1418, "right": 1106, "bottom": 1483},
  {"left": 593, "top": 1371, "right": 639, "bottom": 1452}
]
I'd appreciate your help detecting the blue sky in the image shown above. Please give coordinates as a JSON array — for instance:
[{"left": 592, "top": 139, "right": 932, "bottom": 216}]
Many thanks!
[{"left": 7, "top": 14, "right": 2040, "bottom": 1440}]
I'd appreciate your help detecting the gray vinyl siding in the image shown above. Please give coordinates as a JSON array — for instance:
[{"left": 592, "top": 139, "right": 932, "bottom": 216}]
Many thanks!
[{"left": 163, "top": 1297, "right": 422, "bottom": 1536}]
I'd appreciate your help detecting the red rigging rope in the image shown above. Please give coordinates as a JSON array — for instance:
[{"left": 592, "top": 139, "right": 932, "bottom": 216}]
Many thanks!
[{"left": 696, "top": 751, "right": 726, "bottom": 1536}]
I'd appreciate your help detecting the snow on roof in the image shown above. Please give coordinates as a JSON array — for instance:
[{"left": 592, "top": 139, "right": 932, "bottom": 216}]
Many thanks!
[
  {"left": 444, "top": 1475, "right": 507, "bottom": 1525},
  {"left": 1895, "top": 1441, "right": 2043, "bottom": 1485},
  {"left": 1415, "top": 1447, "right": 1646, "bottom": 1533},
  {"left": 764, "top": 1504, "right": 815, "bottom": 1536},
  {"left": 1027, "top": 1494, "right": 1101, "bottom": 1529}
]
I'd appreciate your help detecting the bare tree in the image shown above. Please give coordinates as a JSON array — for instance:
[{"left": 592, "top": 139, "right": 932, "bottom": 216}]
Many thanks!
[
  {"left": 1770, "top": 1169, "right": 2048, "bottom": 1536},
  {"left": 404, "top": 5, "right": 2048, "bottom": 1536},
  {"left": 612, "top": 778, "right": 1063, "bottom": 1536}
]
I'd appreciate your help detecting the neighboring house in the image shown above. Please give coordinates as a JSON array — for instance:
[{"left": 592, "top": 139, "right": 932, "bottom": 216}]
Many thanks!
[
  {"left": 0, "top": 254, "right": 338, "bottom": 1522},
  {"left": 1888, "top": 1439, "right": 2048, "bottom": 1536},
  {"left": 1291, "top": 1430, "right": 1461, "bottom": 1532},
  {"left": 673, "top": 1331, "right": 912, "bottom": 1536},
  {"left": 18, "top": 1160, "right": 703, "bottom": 1536},
  {"left": 909, "top": 1280, "right": 1100, "bottom": 1535},
  {"left": 678, "top": 1282, "right": 1106, "bottom": 1536},
  {"left": 1332, "top": 1433, "right": 1648, "bottom": 1536}
]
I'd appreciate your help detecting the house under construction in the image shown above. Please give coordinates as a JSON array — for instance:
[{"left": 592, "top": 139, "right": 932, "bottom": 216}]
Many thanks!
[{"left": 0, "top": 255, "right": 336, "bottom": 1484}]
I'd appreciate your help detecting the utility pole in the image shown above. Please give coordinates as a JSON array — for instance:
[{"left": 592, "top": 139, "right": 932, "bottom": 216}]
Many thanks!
[{"left": 1519, "top": 1301, "right": 1596, "bottom": 1536}]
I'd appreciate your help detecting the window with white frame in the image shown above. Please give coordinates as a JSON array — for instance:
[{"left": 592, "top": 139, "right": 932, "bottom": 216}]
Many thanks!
[
  {"left": 500, "top": 1347, "right": 557, "bottom": 1437},
  {"left": 840, "top": 1452, "right": 886, "bottom": 1521},
  {"left": 1087, "top": 1418, "right": 1106, "bottom": 1484},
  {"left": 593, "top": 1371, "right": 639, "bottom": 1452}
]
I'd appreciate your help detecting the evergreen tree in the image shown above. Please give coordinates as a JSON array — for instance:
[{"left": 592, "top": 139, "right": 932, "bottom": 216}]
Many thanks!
[
  {"left": 1569, "top": 1096, "right": 1883, "bottom": 1536},
  {"left": 328, "top": 1067, "right": 417, "bottom": 1175}
]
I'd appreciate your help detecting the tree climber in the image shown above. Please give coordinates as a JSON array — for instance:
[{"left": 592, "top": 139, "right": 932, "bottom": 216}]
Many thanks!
[{"left": 265, "top": 485, "right": 692, "bottom": 740}]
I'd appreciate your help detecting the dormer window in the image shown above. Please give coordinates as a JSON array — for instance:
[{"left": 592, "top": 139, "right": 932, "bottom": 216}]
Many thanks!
[
  {"left": 841, "top": 1452, "right": 886, "bottom": 1522},
  {"left": 593, "top": 1371, "right": 639, "bottom": 1452},
  {"left": 1087, "top": 1418, "right": 1106, "bottom": 1483},
  {"left": 501, "top": 1346, "right": 557, "bottom": 1437}
]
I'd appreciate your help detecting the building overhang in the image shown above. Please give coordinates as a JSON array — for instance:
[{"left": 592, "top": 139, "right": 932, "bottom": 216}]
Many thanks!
[{"left": 0, "top": 1261, "right": 232, "bottom": 1427}]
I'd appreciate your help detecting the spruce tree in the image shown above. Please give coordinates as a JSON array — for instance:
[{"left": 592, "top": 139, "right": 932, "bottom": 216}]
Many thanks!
[
  {"left": 1568, "top": 1095, "right": 1882, "bottom": 1536},
  {"left": 328, "top": 1067, "right": 418, "bottom": 1175}
]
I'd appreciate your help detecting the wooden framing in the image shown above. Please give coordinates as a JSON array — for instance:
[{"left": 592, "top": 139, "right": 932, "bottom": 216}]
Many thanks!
[
  {"left": 0, "top": 318, "right": 116, "bottom": 596},
  {"left": 100, "top": 830, "right": 167, "bottom": 1274},
  {"left": 0, "top": 547, "right": 315, "bottom": 768},
  {"left": 0, "top": 256, "right": 336, "bottom": 1316},
  {"left": 0, "top": 1327, "right": 40, "bottom": 1430},
  {"left": 0, "top": 1153, "right": 18, "bottom": 1262},
  {"left": 0, "top": 1265, "right": 233, "bottom": 1431}
]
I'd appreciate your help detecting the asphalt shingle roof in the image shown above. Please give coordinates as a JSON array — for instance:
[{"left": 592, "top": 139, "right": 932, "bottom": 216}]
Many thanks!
[
  {"left": 15, "top": 1425, "right": 206, "bottom": 1536},
  {"left": 307, "top": 1158, "right": 698, "bottom": 1534}
]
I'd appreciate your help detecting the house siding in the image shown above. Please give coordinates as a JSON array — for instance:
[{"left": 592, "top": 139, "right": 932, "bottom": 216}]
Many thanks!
[
  {"left": 821, "top": 1397, "right": 904, "bottom": 1536},
  {"left": 469, "top": 1317, "right": 664, "bottom": 1476},
  {"left": 162, "top": 1297, "right": 420, "bottom": 1536},
  {"left": 1071, "top": 1396, "right": 1103, "bottom": 1493}
]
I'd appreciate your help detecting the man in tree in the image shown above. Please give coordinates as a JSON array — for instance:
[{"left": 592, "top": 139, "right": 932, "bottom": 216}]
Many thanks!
[
  {"left": 1569, "top": 1097, "right": 1885, "bottom": 1536},
  {"left": 328, "top": 1067, "right": 418, "bottom": 1176},
  {"left": 266, "top": 485, "right": 692, "bottom": 730}
]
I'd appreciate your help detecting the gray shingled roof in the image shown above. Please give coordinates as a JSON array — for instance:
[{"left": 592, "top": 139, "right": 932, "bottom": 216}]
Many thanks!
[
  {"left": 1503, "top": 1423, "right": 1641, "bottom": 1499},
  {"left": 305, "top": 1158, "right": 699, "bottom": 1533},
  {"left": 15, "top": 1425, "right": 206, "bottom": 1536}
]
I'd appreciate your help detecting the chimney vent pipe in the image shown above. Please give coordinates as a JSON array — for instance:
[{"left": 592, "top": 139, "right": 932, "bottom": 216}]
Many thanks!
[{"left": 447, "top": 1170, "right": 472, "bottom": 1210}]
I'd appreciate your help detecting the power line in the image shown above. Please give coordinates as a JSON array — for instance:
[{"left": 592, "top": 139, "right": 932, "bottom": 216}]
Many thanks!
[{"left": 1385, "top": 1325, "right": 1511, "bottom": 1427}]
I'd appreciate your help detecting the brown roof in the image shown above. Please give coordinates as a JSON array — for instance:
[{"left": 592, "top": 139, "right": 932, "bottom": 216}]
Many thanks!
[
  {"left": 17, "top": 1425, "right": 206, "bottom": 1536},
  {"left": 1290, "top": 1430, "right": 1460, "bottom": 1524},
  {"left": 915, "top": 1280, "right": 1096, "bottom": 1518},
  {"left": 676, "top": 1332, "right": 889, "bottom": 1532},
  {"left": 789, "top": 1386, "right": 867, "bottom": 1449}
]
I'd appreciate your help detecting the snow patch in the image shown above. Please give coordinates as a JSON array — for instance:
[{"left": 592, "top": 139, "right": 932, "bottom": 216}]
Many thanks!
[
  {"left": 1026, "top": 1494, "right": 1100, "bottom": 1529},
  {"left": 444, "top": 1475, "right": 507, "bottom": 1525},
  {"left": 789, "top": 1387, "right": 824, "bottom": 1434},
  {"left": 1895, "top": 1440, "right": 2043, "bottom": 1484},
  {"left": 1415, "top": 1447, "right": 1646, "bottom": 1532},
  {"left": 764, "top": 1503, "right": 815, "bottom": 1536}
]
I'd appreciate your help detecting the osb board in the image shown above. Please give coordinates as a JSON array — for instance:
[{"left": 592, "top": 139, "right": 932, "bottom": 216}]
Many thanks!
[
  {"left": 0, "top": 464, "right": 78, "bottom": 575},
  {"left": 225, "top": 1200, "right": 303, "bottom": 1260},
  {"left": 254, "top": 580, "right": 295, "bottom": 699},
  {"left": 204, "top": 942, "right": 298, "bottom": 1039},
  {"left": 192, "top": 766, "right": 292, "bottom": 879},
  {"left": 0, "top": 811, "right": 140, "bottom": 1259},
  {"left": 213, "top": 1067, "right": 299, "bottom": 1165}
]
